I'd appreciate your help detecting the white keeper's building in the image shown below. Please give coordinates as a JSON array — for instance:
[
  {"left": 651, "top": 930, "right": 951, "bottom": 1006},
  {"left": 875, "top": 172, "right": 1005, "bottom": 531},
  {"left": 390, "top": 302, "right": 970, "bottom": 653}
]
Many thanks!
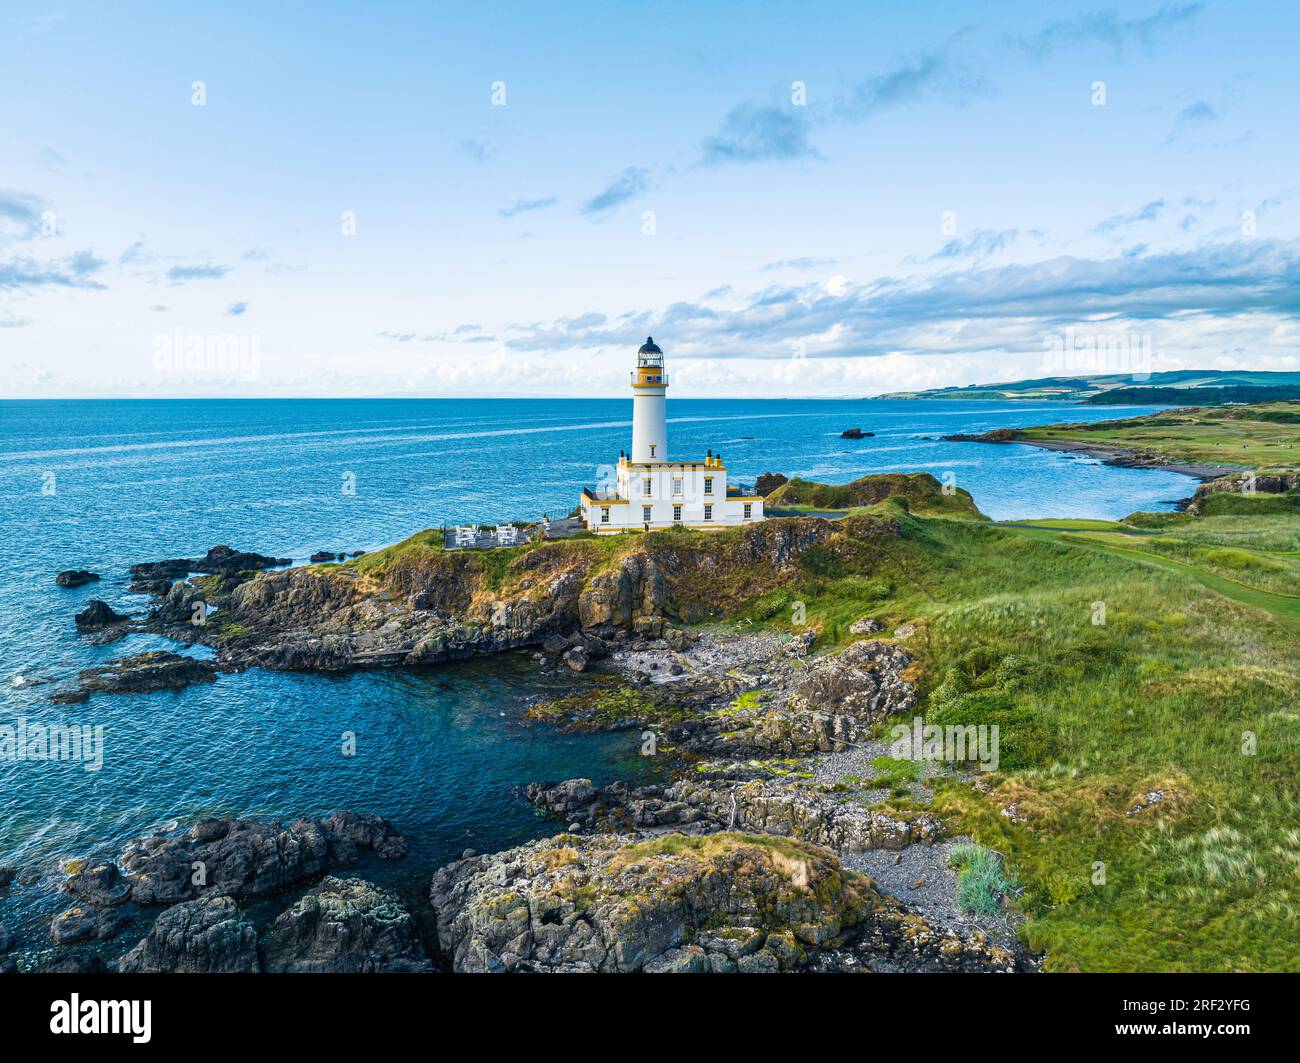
[{"left": 579, "top": 337, "right": 765, "bottom": 534}]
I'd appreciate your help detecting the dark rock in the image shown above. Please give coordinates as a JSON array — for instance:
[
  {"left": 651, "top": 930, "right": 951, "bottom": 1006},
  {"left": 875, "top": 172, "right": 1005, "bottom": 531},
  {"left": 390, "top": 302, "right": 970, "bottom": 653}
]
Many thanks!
[
  {"left": 942, "top": 429, "right": 1021, "bottom": 443},
  {"left": 117, "top": 894, "right": 259, "bottom": 973},
  {"left": 309, "top": 551, "right": 340, "bottom": 563},
  {"left": 0, "top": 867, "right": 13, "bottom": 892},
  {"left": 63, "top": 862, "right": 131, "bottom": 906},
  {"left": 754, "top": 472, "right": 788, "bottom": 496},
  {"left": 51, "top": 905, "right": 128, "bottom": 944},
  {"left": 542, "top": 634, "right": 573, "bottom": 655},
  {"left": 54, "top": 652, "right": 218, "bottom": 703},
  {"left": 118, "top": 812, "right": 407, "bottom": 904},
  {"left": 263, "top": 876, "right": 432, "bottom": 973},
  {"left": 524, "top": 778, "right": 596, "bottom": 819},
  {"left": 562, "top": 646, "right": 588, "bottom": 672},
  {"left": 56, "top": 569, "right": 100, "bottom": 588},
  {"left": 840, "top": 428, "right": 875, "bottom": 439},
  {"left": 321, "top": 811, "right": 409, "bottom": 861},
  {"left": 129, "top": 545, "right": 291, "bottom": 595},
  {"left": 0, "top": 926, "right": 12, "bottom": 953},
  {"left": 74, "top": 599, "right": 128, "bottom": 631}
]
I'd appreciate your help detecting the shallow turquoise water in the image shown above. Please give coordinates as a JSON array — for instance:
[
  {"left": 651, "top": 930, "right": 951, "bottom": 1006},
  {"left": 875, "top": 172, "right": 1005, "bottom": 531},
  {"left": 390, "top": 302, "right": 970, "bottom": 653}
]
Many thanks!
[{"left": 0, "top": 397, "right": 1193, "bottom": 960}]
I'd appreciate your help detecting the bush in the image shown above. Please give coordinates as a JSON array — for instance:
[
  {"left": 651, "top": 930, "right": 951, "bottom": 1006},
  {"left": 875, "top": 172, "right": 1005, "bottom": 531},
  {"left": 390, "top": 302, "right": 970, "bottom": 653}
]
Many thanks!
[{"left": 948, "top": 844, "right": 1015, "bottom": 915}]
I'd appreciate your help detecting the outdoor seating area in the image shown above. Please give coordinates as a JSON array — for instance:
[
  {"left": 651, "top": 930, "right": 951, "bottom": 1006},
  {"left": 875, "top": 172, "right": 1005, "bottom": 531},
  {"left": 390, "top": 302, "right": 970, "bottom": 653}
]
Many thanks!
[{"left": 441, "top": 517, "right": 587, "bottom": 550}]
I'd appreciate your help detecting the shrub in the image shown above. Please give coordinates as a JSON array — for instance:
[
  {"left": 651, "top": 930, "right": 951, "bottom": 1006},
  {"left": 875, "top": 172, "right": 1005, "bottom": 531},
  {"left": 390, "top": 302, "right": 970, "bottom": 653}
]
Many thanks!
[{"left": 949, "top": 844, "right": 1015, "bottom": 915}]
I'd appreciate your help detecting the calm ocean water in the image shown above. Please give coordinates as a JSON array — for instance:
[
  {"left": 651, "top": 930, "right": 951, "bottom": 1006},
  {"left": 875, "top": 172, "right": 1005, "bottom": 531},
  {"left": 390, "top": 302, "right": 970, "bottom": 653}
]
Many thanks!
[{"left": 0, "top": 397, "right": 1193, "bottom": 961}]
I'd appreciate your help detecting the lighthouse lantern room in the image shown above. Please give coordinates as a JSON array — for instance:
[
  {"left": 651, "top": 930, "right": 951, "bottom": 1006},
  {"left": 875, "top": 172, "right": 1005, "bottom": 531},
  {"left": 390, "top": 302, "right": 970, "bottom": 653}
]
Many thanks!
[{"left": 579, "top": 337, "right": 766, "bottom": 533}]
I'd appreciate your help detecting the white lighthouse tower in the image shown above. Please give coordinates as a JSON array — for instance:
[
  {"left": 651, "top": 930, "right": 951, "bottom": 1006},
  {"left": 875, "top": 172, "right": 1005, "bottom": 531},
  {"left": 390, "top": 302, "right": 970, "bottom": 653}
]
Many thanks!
[
  {"left": 578, "top": 337, "right": 765, "bottom": 533},
  {"left": 631, "top": 336, "right": 668, "bottom": 462}
]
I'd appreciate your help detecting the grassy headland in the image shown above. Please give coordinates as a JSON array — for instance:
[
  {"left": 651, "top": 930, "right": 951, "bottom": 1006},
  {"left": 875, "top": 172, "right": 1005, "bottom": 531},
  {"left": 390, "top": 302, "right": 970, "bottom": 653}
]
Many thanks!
[
  {"left": 880, "top": 369, "right": 1300, "bottom": 404},
  {"left": 986, "top": 401, "right": 1300, "bottom": 474},
  {"left": 275, "top": 410, "right": 1299, "bottom": 971},
  {"left": 765, "top": 471, "right": 985, "bottom": 518}
]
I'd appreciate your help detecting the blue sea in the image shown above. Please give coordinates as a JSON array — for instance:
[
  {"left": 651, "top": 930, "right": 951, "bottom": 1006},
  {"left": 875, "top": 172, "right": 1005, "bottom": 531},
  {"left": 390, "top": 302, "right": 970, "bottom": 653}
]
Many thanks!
[{"left": 0, "top": 398, "right": 1195, "bottom": 963}]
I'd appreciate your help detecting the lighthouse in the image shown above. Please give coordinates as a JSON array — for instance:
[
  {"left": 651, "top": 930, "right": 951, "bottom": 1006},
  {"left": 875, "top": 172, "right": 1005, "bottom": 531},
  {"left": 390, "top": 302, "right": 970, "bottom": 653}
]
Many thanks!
[
  {"left": 631, "top": 336, "right": 668, "bottom": 462},
  {"left": 578, "top": 337, "right": 765, "bottom": 533}
]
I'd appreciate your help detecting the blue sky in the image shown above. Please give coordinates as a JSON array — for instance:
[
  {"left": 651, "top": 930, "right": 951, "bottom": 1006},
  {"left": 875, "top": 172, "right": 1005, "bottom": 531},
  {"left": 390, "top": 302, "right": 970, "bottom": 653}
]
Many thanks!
[{"left": 2, "top": 0, "right": 1298, "bottom": 397}]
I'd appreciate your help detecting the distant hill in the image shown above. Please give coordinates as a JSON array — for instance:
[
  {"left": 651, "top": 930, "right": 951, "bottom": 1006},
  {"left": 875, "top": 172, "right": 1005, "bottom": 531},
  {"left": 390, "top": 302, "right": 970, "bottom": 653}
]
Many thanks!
[{"left": 878, "top": 370, "right": 1300, "bottom": 403}]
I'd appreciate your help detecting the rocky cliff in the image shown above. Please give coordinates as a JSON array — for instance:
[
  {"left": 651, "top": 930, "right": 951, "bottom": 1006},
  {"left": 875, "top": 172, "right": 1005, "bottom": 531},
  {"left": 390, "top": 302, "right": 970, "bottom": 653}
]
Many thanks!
[{"left": 141, "top": 516, "right": 893, "bottom": 672}]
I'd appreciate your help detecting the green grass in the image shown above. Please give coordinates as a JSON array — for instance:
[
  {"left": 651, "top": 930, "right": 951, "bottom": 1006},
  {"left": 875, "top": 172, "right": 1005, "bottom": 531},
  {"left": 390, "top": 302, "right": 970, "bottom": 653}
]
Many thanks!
[
  {"left": 949, "top": 844, "right": 1017, "bottom": 916},
  {"left": 729, "top": 505, "right": 1300, "bottom": 970},
  {"left": 765, "top": 472, "right": 986, "bottom": 519},
  {"left": 1016, "top": 401, "right": 1300, "bottom": 473}
]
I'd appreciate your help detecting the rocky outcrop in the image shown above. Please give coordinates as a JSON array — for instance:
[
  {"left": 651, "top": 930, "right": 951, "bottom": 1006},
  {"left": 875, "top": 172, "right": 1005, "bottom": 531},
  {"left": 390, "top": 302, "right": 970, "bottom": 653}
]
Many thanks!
[
  {"left": 786, "top": 639, "right": 917, "bottom": 734},
  {"left": 945, "top": 430, "right": 1242, "bottom": 481},
  {"left": 526, "top": 777, "right": 943, "bottom": 852},
  {"left": 319, "top": 812, "right": 409, "bottom": 861},
  {"left": 117, "top": 895, "right": 259, "bottom": 973},
  {"left": 129, "top": 545, "right": 290, "bottom": 595},
  {"left": 63, "top": 862, "right": 132, "bottom": 906},
  {"left": 840, "top": 428, "right": 875, "bottom": 439},
  {"left": 74, "top": 598, "right": 128, "bottom": 631},
  {"left": 667, "top": 639, "right": 917, "bottom": 757},
  {"left": 262, "top": 876, "right": 431, "bottom": 973},
  {"left": 942, "top": 429, "right": 1022, "bottom": 443},
  {"left": 51, "top": 905, "right": 128, "bottom": 944},
  {"left": 111, "top": 813, "right": 406, "bottom": 905},
  {"left": 754, "top": 472, "right": 788, "bottom": 496},
  {"left": 765, "top": 473, "right": 983, "bottom": 519},
  {"left": 1189, "top": 470, "right": 1300, "bottom": 512},
  {"left": 577, "top": 555, "right": 673, "bottom": 629},
  {"left": 56, "top": 569, "right": 100, "bottom": 588},
  {"left": 138, "top": 517, "right": 854, "bottom": 673},
  {"left": 52, "top": 651, "right": 218, "bottom": 704},
  {"left": 429, "top": 831, "right": 1015, "bottom": 973}
]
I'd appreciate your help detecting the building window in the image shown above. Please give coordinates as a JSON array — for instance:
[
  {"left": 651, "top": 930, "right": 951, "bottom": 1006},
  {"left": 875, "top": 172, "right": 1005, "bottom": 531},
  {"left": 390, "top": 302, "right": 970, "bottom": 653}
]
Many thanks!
[
  {"left": 672, "top": 477, "right": 683, "bottom": 495},
  {"left": 643, "top": 478, "right": 652, "bottom": 496},
  {"left": 704, "top": 477, "right": 714, "bottom": 495},
  {"left": 673, "top": 504, "right": 682, "bottom": 521},
  {"left": 704, "top": 504, "right": 713, "bottom": 521},
  {"left": 600, "top": 508, "right": 610, "bottom": 524},
  {"left": 743, "top": 503, "right": 752, "bottom": 519},
  {"left": 642, "top": 505, "right": 652, "bottom": 522}
]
